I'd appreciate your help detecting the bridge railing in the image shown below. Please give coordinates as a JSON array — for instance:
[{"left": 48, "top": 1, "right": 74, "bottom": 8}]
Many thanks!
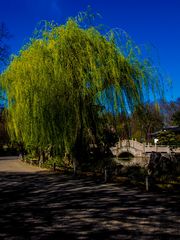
[
  {"left": 115, "top": 140, "right": 180, "bottom": 155},
  {"left": 145, "top": 145, "right": 169, "bottom": 153},
  {"left": 119, "top": 140, "right": 144, "bottom": 151}
]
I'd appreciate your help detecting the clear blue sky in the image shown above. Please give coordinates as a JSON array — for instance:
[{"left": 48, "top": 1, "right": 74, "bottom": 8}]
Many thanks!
[{"left": 0, "top": 0, "right": 179, "bottom": 101}]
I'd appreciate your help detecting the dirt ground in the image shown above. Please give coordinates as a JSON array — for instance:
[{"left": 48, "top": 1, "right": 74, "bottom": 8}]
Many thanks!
[{"left": 0, "top": 156, "right": 180, "bottom": 239}]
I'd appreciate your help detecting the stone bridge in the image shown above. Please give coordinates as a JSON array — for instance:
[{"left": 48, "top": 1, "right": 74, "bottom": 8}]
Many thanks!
[{"left": 110, "top": 139, "right": 180, "bottom": 157}]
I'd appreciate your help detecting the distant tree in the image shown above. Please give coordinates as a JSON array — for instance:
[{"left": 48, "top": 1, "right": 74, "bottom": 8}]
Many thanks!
[
  {"left": 0, "top": 22, "right": 10, "bottom": 107},
  {"left": 159, "top": 98, "right": 180, "bottom": 126},
  {"left": 131, "top": 103, "right": 163, "bottom": 143},
  {"left": 0, "top": 23, "right": 11, "bottom": 146},
  {"left": 172, "top": 110, "right": 180, "bottom": 126},
  {"left": 157, "top": 130, "right": 177, "bottom": 146},
  {"left": 0, "top": 22, "right": 10, "bottom": 65},
  {"left": 0, "top": 108, "right": 9, "bottom": 145},
  {"left": 115, "top": 113, "right": 131, "bottom": 140}
]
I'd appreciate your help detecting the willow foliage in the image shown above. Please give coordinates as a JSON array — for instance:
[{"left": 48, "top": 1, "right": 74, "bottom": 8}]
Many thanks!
[{"left": 1, "top": 19, "right": 161, "bottom": 158}]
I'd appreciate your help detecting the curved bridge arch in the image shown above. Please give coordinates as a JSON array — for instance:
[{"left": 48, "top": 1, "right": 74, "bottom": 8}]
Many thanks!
[{"left": 117, "top": 151, "right": 134, "bottom": 158}]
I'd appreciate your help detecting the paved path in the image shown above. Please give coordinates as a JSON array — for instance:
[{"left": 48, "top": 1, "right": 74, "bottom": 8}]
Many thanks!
[
  {"left": 0, "top": 156, "right": 180, "bottom": 239},
  {"left": 0, "top": 156, "right": 46, "bottom": 172}
]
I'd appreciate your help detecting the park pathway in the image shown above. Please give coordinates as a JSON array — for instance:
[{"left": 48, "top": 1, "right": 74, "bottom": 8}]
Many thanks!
[
  {"left": 0, "top": 156, "right": 46, "bottom": 172},
  {"left": 0, "top": 156, "right": 180, "bottom": 239}
]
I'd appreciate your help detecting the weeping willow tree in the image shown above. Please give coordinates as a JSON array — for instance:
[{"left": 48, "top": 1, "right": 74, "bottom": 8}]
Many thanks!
[{"left": 1, "top": 18, "right": 162, "bottom": 162}]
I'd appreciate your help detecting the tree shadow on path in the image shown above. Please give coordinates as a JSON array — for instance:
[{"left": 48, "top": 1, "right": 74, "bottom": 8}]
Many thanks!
[{"left": 0, "top": 171, "right": 180, "bottom": 240}]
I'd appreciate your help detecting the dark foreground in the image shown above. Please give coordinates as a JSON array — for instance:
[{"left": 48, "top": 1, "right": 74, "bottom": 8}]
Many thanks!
[{"left": 0, "top": 160, "right": 180, "bottom": 239}]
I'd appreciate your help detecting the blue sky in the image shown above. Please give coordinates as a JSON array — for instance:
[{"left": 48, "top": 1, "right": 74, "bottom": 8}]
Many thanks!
[{"left": 0, "top": 0, "right": 179, "bottom": 101}]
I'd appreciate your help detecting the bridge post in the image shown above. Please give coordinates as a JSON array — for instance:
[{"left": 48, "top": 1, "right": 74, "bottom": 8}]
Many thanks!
[
  {"left": 145, "top": 176, "right": 149, "bottom": 191},
  {"left": 104, "top": 166, "right": 108, "bottom": 182},
  {"left": 116, "top": 145, "right": 118, "bottom": 158},
  {"left": 143, "top": 143, "right": 145, "bottom": 154},
  {"left": 53, "top": 163, "right": 56, "bottom": 171}
]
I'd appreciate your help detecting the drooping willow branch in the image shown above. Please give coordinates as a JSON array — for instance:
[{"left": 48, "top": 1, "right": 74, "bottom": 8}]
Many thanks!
[{"left": 1, "top": 19, "right": 162, "bottom": 158}]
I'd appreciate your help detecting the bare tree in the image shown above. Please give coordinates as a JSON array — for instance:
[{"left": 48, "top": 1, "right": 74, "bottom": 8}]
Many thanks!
[{"left": 0, "top": 22, "right": 10, "bottom": 65}]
